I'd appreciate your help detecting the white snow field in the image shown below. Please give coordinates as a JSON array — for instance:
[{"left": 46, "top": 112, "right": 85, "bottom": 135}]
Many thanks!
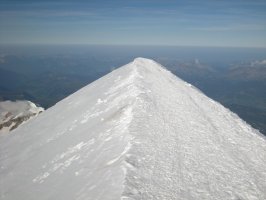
[{"left": 0, "top": 58, "right": 266, "bottom": 200}]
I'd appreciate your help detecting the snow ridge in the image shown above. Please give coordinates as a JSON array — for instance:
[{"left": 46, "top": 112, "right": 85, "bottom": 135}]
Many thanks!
[
  {"left": 0, "top": 58, "right": 266, "bottom": 200},
  {"left": 122, "top": 58, "right": 266, "bottom": 200}
]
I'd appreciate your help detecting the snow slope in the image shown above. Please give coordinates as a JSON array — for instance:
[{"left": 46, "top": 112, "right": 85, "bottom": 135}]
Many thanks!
[{"left": 0, "top": 58, "right": 265, "bottom": 200}]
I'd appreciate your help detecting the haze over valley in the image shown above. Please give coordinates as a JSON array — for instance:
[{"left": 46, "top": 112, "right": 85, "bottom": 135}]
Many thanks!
[{"left": 0, "top": 45, "right": 265, "bottom": 135}]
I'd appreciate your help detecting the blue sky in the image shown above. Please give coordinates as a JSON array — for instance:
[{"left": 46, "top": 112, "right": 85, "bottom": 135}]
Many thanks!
[{"left": 0, "top": 0, "right": 266, "bottom": 47}]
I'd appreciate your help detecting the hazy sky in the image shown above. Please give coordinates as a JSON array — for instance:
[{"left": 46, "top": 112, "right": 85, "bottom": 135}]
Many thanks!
[{"left": 1, "top": 0, "right": 266, "bottom": 47}]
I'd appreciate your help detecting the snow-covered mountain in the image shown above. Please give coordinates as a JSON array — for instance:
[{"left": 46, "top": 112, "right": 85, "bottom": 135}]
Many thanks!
[
  {"left": 0, "top": 100, "right": 44, "bottom": 134},
  {"left": 0, "top": 58, "right": 265, "bottom": 200}
]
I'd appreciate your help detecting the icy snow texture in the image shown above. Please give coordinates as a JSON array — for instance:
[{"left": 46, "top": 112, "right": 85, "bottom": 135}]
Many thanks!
[{"left": 0, "top": 58, "right": 266, "bottom": 200}]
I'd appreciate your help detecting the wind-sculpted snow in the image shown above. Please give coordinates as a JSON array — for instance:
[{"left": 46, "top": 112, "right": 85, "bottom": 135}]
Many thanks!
[{"left": 0, "top": 58, "right": 266, "bottom": 200}]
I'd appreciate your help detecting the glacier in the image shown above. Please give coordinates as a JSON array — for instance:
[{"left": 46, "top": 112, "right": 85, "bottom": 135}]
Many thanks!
[{"left": 0, "top": 58, "right": 266, "bottom": 200}]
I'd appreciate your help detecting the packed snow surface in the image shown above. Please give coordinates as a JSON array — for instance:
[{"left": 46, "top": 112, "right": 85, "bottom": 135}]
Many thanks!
[{"left": 0, "top": 58, "right": 266, "bottom": 200}]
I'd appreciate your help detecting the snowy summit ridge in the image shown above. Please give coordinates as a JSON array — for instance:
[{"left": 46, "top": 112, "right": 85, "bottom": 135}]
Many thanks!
[{"left": 0, "top": 58, "right": 266, "bottom": 200}]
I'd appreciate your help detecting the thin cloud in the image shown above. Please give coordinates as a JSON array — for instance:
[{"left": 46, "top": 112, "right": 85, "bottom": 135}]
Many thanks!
[
  {"left": 0, "top": 10, "right": 97, "bottom": 18},
  {"left": 188, "top": 24, "right": 266, "bottom": 32}
]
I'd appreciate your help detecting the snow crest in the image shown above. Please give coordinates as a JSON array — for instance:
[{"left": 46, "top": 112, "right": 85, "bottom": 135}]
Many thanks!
[{"left": 0, "top": 58, "right": 266, "bottom": 200}]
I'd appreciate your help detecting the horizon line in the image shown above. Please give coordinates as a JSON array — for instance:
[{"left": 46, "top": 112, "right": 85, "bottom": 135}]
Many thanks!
[{"left": 1, "top": 43, "right": 266, "bottom": 49}]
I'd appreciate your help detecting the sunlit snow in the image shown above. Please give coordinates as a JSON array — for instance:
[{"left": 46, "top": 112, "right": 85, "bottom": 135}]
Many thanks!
[{"left": 0, "top": 58, "right": 265, "bottom": 200}]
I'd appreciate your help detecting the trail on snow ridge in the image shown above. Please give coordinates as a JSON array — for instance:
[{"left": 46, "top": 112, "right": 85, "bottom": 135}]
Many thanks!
[{"left": 121, "top": 58, "right": 266, "bottom": 200}]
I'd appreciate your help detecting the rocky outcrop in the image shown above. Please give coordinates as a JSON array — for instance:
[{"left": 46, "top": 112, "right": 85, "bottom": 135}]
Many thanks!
[{"left": 0, "top": 100, "right": 44, "bottom": 134}]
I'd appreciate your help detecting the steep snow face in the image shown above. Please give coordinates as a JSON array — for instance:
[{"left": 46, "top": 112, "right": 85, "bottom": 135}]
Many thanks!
[
  {"left": 0, "top": 100, "right": 44, "bottom": 134},
  {"left": 0, "top": 58, "right": 266, "bottom": 200}
]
